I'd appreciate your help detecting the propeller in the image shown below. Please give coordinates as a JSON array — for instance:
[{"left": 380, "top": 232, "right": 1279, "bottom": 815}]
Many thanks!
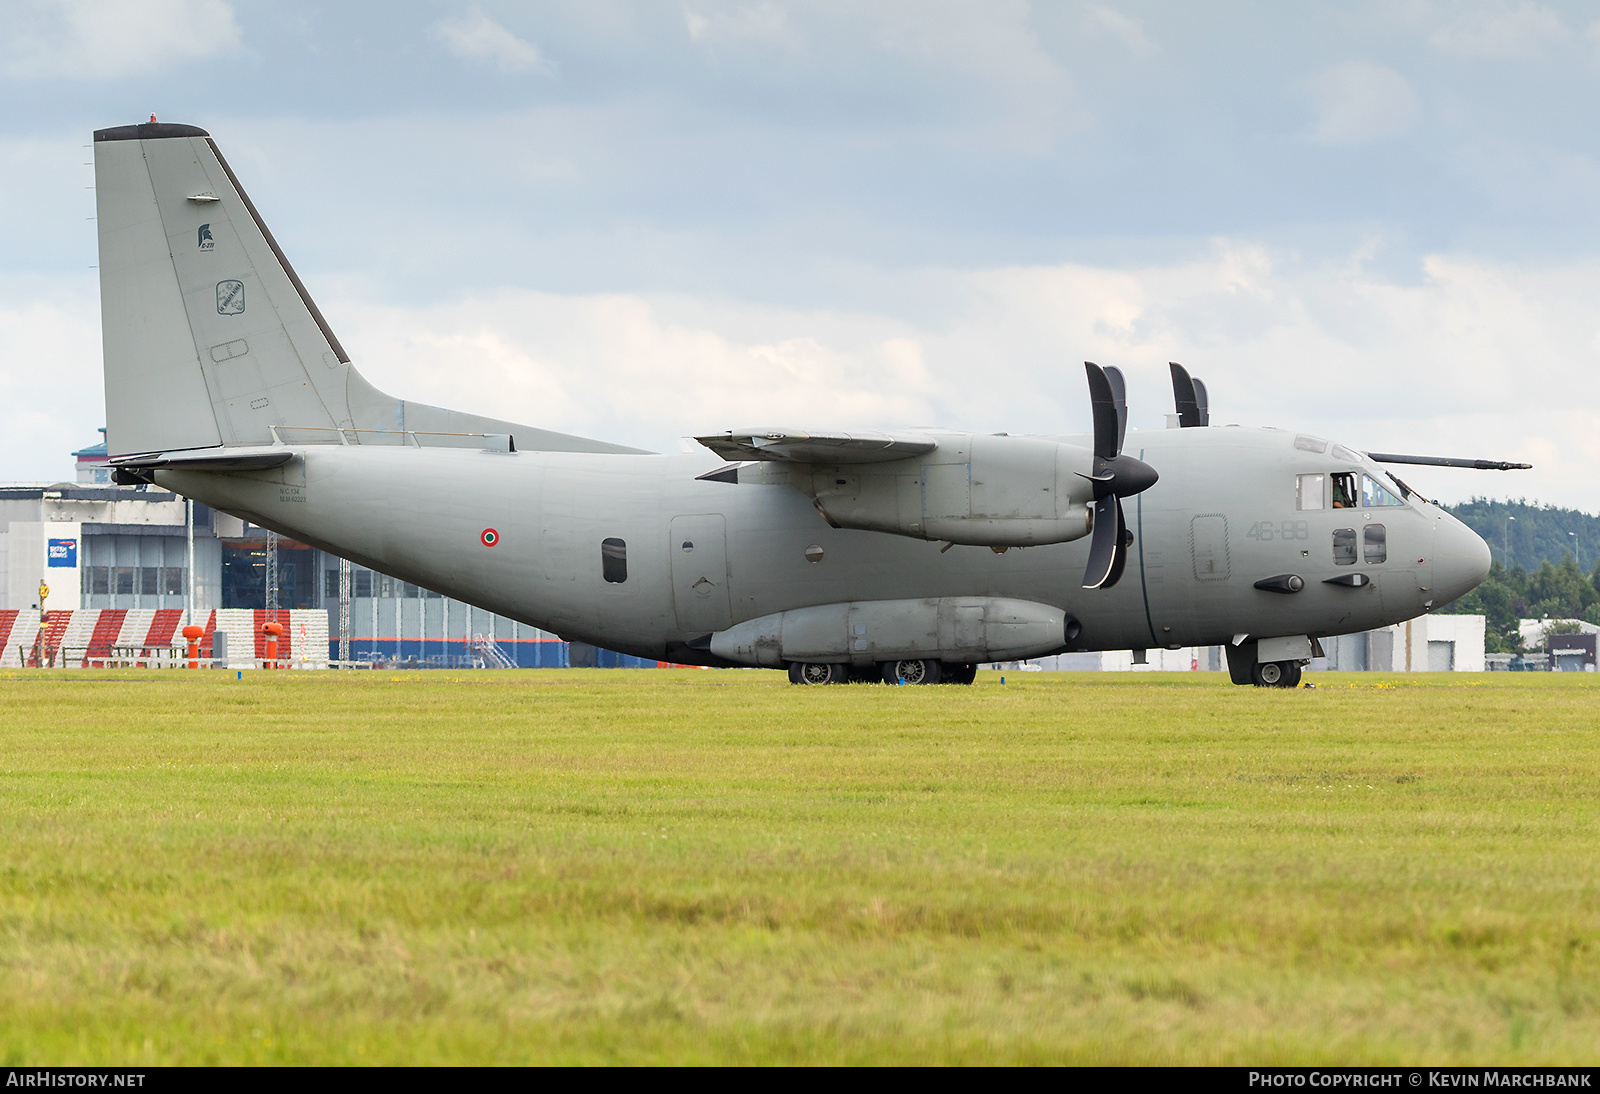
[
  {"left": 1082, "top": 363, "right": 1160, "bottom": 590},
  {"left": 1168, "top": 362, "right": 1209, "bottom": 427}
]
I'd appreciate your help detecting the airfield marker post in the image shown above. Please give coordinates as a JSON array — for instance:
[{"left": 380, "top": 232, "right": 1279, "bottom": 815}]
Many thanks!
[
  {"left": 182, "top": 625, "right": 204, "bottom": 670},
  {"left": 263, "top": 621, "right": 283, "bottom": 670}
]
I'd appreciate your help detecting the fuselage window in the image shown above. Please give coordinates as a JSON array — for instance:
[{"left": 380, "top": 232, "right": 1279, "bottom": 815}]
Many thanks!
[
  {"left": 1361, "top": 474, "right": 1405, "bottom": 507},
  {"left": 1364, "top": 524, "right": 1387, "bottom": 564},
  {"left": 1330, "top": 472, "right": 1358, "bottom": 509},
  {"left": 1296, "top": 473, "right": 1325, "bottom": 510},
  {"left": 601, "top": 537, "right": 628, "bottom": 583},
  {"left": 1333, "top": 528, "right": 1357, "bottom": 565}
]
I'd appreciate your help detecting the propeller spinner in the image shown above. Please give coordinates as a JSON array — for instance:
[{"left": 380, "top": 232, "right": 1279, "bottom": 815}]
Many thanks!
[{"left": 1082, "top": 363, "right": 1159, "bottom": 590}]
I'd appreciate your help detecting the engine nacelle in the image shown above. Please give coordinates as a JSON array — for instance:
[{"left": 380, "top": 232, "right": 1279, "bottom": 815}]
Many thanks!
[
  {"left": 803, "top": 433, "right": 1095, "bottom": 547},
  {"left": 708, "top": 596, "right": 1074, "bottom": 667}
]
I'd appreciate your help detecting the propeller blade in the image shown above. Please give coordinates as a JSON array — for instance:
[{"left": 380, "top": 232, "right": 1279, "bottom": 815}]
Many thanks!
[
  {"left": 1169, "top": 362, "right": 1201, "bottom": 428},
  {"left": 1192, "top": 377, "right": 1209, "bottom": 426},
  {"left": 1082, "top": 495, "right": 1126, "bottom": 589},
  {"left": 1105, "top": 502, "right": 1129, "bottom": 589},
  {"left": 1084, "top": 362, "right": 1122, "bottom": 460},
  {"left": 1106, "top": 365, "right": 1128, "bottom": 452}
]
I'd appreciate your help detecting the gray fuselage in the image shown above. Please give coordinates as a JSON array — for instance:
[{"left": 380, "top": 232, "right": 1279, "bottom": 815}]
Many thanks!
[{"left": 157, "top": 422, "right": 1492, "bottom": 663}]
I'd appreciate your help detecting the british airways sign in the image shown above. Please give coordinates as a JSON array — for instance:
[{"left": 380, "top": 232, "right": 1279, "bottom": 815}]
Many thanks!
[{"left": 47, "top": 538, "right": 77, "bottom": 567}]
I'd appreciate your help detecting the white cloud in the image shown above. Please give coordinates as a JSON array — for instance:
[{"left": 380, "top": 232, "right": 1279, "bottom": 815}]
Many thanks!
[
  {"left": 684, "top": 2, "right": 795, "bottom": 49},
  {"left": 1305, "top": 61, "right": 1419, "bottom": 144},
  {"left": 286, "top": 244, "right": 1600, "bottom": 511},
  {"left": 1084, "top": 4, "right": 1157, "bottom": 58},
  {"left": 334, "top": 291, "right": 933, "bottom": 446},
  {"left": 1429, "top": 1, "right": 1567, "bottom": 60},
  {"left": 436, "top": 6, "right": 550, "bottom": 73},
  {"left": 859, "top": 1, "right": 1082, "bottom": 152},
  {"left": 0, "top": 0, "right": 239, "bottom": 81},
  {"left": 3, "top": 240, "right": 1593, "bottom": 512},
  {"left": 0, "top": 279, "right": 104, "bottom": 482}
]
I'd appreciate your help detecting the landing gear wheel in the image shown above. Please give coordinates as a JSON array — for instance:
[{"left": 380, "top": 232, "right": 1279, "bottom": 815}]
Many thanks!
[
  {"left": 939, "top": 662, "right": 978, "bottom": 685},
  {"left": 881, "top": 658, "right": 942, "bottom": 685},
  {"left": 789, "top": 662, "right": 849, "bottom": 685},
  {"left": 1250, "top": 660, "right": 1301, "bottom": 688}
]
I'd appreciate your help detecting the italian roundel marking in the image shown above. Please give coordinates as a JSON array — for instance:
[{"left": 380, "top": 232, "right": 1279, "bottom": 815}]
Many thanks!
[{"left": 481, "top": 528, "right": 499, "bottom": 547}]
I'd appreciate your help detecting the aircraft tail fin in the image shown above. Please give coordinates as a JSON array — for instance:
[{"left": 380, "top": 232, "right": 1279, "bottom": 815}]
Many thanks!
[{"left": 93, "top": 121, "right": 642, "bottom": 458}]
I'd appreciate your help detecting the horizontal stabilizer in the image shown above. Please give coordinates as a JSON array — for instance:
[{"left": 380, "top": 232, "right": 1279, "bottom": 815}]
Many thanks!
[
  {"left": 1367, "top": 452, "right": 1532, "bottom": 471},
  {"left": 111, "top": 447, "right": 295, "bottom": 472},
  {"left": 696, "top": 430, "right": 937, "bottom": 464}
]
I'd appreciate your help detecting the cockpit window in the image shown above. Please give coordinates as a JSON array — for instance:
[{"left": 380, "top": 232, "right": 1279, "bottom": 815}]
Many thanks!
[
  {"left": 1331, "top": 444, "right": 1363, "bottom": 463},
  {"left": 1294, "top": 435, "right": 1329, "bottom": 454},
  {"left": 1361, "top": 474, "right": 1405, "bottom": 507},
  {"left": 1330, "top": 471, "right": 1358, "bottom": 509},
  {"left": 1296, "top": 473, "right": 1325, "bottom": 510}
]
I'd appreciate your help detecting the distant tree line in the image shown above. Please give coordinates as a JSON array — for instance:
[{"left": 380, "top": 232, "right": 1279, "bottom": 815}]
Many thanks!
[
  {"left": 1440, "top": 557, "right": 1600, "bottom": 653},
  {"left": 1447, "top": 498, "right": 1600, "bottom": 572},
  {"left": 1438, "top": 499, "right": 1600, "bottom": 653}
]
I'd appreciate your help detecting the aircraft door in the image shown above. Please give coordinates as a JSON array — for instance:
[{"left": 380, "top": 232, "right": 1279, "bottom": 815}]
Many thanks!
[
  {"left": 670, "top": 514, "right": 734, "bottom": 634},
  {"left": 1190, "top": 515, "right": 1230, "bottom": 582}
]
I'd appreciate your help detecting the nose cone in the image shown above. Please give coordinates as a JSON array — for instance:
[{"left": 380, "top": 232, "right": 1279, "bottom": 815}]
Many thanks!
[
  {"left": 1104, "top": 453, "right": 1159, "bottom": 498},
  {"left": 1433, "top": 510, "right": 1492, "bottom": 604}
]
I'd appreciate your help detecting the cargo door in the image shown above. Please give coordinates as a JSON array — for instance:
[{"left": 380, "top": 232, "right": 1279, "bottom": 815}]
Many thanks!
[{"left": 670, "top": 514, "right": 733, "bottom": 634}]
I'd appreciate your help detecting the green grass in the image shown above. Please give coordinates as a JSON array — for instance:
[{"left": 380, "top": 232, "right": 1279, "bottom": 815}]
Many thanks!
[{"left": 0, "top": 668, "right": 1596, "bottom": 1065}]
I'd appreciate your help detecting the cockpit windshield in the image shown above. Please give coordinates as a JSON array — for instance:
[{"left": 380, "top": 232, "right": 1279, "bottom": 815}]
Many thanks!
[
  {"left": 1361, "top": 474, "right": 1405, "bottom": 507},
  {"left": 1296, "top": 455, "right": 1411, "bottom": 511}
]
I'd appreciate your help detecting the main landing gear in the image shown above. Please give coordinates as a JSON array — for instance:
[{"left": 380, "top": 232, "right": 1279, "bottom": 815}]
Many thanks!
[
  {"left": 1250, "top": 660, "right": 1302, "bottom": 688},
  {"left": 787, "top": 660, "right": 979, "bottom": 685}
]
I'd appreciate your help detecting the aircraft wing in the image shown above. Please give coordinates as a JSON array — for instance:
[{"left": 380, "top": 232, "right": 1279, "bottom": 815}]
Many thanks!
[{"left": 695, "top": 430, "right": 938, "bottom": 464}]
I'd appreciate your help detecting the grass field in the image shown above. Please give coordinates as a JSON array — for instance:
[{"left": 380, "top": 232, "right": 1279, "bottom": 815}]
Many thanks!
[{"left": 0, "top": 668, "right": 1596, "bottom": 1065}]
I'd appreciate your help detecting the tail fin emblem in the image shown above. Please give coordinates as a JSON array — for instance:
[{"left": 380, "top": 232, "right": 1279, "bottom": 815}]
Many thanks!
[
  {"left": 216, "top": 280, "right": 244, "bottom": 315},
  {"left": 198, "top": 223, "right": 214, "bottom": 250}
]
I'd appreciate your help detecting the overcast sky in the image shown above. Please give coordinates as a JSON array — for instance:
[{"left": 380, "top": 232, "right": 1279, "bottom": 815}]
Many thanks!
[{"left": 3, "top": 0, "right": 1600, "bottom": 509}]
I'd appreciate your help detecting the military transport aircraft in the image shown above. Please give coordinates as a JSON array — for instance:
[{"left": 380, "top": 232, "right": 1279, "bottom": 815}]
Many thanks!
[{"left": 95, "top": 120, "right": 1518, "bottom": 687}]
